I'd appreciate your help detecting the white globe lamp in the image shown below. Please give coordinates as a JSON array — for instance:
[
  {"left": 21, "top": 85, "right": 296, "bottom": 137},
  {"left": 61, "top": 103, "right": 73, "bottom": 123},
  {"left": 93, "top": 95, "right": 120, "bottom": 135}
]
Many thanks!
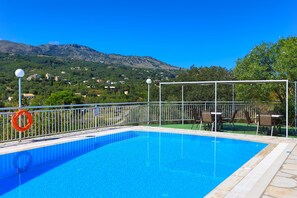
[
  {"left": 15, "top": 69, "right": 25, "bottom": 78},
  {"left": 146, "top": 78, "right": 152, "bottom": 84}
]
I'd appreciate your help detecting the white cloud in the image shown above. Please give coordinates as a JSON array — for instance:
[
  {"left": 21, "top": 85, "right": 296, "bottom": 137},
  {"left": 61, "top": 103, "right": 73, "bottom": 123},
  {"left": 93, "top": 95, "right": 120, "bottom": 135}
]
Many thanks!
[{"left": 48, "top": 41, "right": 60, "bottom": 45}]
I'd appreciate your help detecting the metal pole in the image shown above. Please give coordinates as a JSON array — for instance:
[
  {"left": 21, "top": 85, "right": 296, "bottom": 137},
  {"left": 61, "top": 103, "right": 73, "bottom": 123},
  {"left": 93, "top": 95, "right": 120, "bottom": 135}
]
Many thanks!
[
  {"left": 294, "top": 81, "right": 297, "bottom": 135},
  {"left": 214, "top": 82, "right": 217, "bottom": 132},
  {"left": 18, "top": 77, "right": 22, "bottom": 141},
  {"left": 159, "top": 84, "right": 162, "bottom": 127},
  {"left": 232, "top": 84, "right": 235, "bottom": 113},
  {"left": 94, "top": 104, "right": 98, "bottom": 129},
  {"left": 286, "top": 80, "right": 289, "bottom": 138},
  {"left": 147, "top": 83, "right": 150, "bottom": 125},
  {"left": 181, "top": 85, "right": 184, "bottom": 125},
  {"left": 18, "top": 78, "right": 22, "bottom": 108}
]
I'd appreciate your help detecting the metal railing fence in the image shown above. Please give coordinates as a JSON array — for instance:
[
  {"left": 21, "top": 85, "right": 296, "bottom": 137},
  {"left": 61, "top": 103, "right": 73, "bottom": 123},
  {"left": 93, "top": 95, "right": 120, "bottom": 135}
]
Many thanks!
[
  {"left": 0, "top": 101, "right": 278, "bottom": 142},
  {"left": 154, "top": 101, "right": 261, "bottom": 123}
]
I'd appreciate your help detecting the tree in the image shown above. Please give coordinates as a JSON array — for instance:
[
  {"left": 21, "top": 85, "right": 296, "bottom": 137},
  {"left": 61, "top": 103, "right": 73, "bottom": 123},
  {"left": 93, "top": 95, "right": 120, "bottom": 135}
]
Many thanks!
[
  {"left": 45, "top": 90, "right": 82, "bottom": 105},
  {"left": 172, "top": 66, "right": 234, "bottom": 101},
  {"left": 0, "top": 100, "right": 4, "bottom": 108},
  {"left": 234, "top": 37, "right": 297, "bottom": 116},
  {"left": 30, "top": 95, "right": 47, "bottom": 106},
  {"left": 234, "top": 37, "right": 297, "bottom": 102}
]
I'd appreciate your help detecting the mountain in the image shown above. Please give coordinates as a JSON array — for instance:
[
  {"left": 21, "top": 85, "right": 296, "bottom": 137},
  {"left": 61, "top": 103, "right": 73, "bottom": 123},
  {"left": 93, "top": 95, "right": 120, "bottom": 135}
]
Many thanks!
[{"left": 0, "top": 40, "right": 179, "bottom": 70}]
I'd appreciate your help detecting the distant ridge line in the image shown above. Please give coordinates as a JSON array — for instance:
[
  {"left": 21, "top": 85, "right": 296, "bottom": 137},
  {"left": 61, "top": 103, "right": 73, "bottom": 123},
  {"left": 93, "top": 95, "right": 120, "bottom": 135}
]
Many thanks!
[{"left": 0, "top": 40, "right": 179, "bottom": 70}]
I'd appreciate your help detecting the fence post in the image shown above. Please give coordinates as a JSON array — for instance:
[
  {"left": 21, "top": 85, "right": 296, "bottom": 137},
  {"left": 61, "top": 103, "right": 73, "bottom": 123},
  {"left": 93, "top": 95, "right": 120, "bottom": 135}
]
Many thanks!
[
  {"left": 94, "top": 104, "right": 99, "bottom": 129},
  {"left": 182, "top": 86, "right": 184, "bottom": 125}
]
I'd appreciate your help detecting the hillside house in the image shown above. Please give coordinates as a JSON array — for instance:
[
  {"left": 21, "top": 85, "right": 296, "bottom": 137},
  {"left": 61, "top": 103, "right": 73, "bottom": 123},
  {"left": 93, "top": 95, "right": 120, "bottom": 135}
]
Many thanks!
[
  {"left": 26, "top": 74, "right": 41, "bottom": 81},
  {"left": 45, "top": 73, "right": 53, "bottom": 80},
  {"left": 23, "top": 93, "right": 35, "bottom": 99},
  {"left": 54, "top": 76, "right": 61, "bottom": 81}
]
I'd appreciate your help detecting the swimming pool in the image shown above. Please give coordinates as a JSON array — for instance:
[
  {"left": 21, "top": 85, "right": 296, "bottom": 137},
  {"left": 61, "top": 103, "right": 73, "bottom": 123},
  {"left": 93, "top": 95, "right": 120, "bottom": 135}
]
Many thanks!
[{"left": 0, "top": 131, "right": 267, "bottom": 197}]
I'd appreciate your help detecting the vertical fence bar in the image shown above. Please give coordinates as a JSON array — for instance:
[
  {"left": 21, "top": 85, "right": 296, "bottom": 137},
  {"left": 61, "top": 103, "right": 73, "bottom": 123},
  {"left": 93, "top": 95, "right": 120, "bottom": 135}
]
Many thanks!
[
  {"left": 95, "top": 105, "right": 98, "bottom": 129},
  {"left": 214, "top": 82, "right": 217, "bottom": 132},
  {"left": 232, "top": 84, "right": 235, "bottom": 113},
  {"left": 159, "top": 84, "right": 162, "bottom": 126},
  {"left": 182, "top": 86, "right": 184, "bottom": 125},
  {"left": 294, "top": 81, "right": 297, "bottom": 135},
  {"left": 286, "top": 80, "right": 289, "bottom": 138}
]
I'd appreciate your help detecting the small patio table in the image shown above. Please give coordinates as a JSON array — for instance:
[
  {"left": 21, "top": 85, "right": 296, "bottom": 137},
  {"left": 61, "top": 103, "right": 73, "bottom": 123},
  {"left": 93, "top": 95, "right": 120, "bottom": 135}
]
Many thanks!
[
  {"left": 256, "top": 114, "right": 283, "bottom": 136},
  {"left": 211, "top": 112, "right": 223, "bottom": 131}
]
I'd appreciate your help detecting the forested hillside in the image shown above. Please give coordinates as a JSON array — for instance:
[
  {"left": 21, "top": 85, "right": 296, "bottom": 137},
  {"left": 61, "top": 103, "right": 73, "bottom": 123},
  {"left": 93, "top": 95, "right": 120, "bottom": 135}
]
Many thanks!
[{"left": 0, "top": 52, "right": 178, "bottom": 107}]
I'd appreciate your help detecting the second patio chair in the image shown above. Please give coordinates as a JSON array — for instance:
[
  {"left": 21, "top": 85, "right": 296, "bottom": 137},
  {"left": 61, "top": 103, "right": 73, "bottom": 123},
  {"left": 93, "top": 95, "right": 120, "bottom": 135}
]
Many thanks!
[
  {"left": 244, "top": 110, "right": 253, "bottom": 125},
  {"left": 200, "top": 111, "right": 214, "bottom": 131},
  {"left": 256, "top": 114, "right": 274, "bottom": 136},
  {"left": 230, "top": 110, "right": 238, "bottom": 129},
  {"left": 191, "top": 108, "right": 201, "bottom": 129},
  {"left": 223, "top": 110, "right": 238, "bottom": 129}
]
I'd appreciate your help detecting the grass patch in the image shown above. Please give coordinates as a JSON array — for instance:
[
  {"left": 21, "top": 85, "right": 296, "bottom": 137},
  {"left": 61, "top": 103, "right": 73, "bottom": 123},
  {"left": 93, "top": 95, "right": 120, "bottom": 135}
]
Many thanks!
[{"left": 149, "top": 122, "right": 297, "bottom": 138}]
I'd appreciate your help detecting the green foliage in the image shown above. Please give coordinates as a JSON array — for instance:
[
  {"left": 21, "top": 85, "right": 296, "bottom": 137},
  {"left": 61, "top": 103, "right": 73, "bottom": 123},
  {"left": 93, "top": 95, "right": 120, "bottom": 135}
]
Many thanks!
[
  {"left": 234, "top": 37, "right": 297, "bottom": 103},
  {"left": 235, "top": 43, "right": 276, "bottom": 80},
  {"left": 0, "top": 100, "right": 4, "bottom": 107},
  {"left": 274, "top": 37, "right": 297, "bottom": 80},
  {"left": 0, "top": 52, "right": 178, "bottom": 106},
  {"left": 166, "top": 66, "right": 235, "bottom": 101},
  {"left": 45, "top": 90, "right": 82, "bottom": 105},
  {"left": 234, "top": 36, "right": 297, "bottom": 116}
]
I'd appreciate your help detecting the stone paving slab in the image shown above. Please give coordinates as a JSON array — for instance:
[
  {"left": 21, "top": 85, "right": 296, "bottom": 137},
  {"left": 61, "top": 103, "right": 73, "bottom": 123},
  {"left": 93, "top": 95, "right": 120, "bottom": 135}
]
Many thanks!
[{"left": 262, "top": 144, "right": 297, "bottom": 198}]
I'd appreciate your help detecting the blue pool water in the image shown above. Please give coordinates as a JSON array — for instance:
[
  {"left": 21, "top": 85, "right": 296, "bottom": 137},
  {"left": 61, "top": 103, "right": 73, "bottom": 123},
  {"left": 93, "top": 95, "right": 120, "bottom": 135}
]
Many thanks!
[{"left": 0, "top": 131, "right": 267, "bottom": 197}]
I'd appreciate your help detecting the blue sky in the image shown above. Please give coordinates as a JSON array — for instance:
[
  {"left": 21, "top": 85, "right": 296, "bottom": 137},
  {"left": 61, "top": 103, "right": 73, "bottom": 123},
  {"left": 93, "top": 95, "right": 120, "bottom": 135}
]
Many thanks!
[{"left": 0, "top": 0, "right": 296, "bottom": 69}]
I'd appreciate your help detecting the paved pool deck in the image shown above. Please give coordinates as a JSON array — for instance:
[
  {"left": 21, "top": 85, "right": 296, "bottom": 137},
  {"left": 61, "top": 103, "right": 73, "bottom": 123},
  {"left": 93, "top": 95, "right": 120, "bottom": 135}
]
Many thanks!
[{"left": 0, "top": 126, "right": 296, "bottom": 198}]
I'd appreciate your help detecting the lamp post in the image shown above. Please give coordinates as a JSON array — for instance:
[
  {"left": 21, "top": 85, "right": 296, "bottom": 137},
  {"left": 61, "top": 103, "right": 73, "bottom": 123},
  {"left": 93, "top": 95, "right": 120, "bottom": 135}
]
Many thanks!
[
  {"left": 146, "top": 78, "right": 152, "bottom": 125},
  {"left": 15, "top": 69, "right": 25, "bottom": 141}
]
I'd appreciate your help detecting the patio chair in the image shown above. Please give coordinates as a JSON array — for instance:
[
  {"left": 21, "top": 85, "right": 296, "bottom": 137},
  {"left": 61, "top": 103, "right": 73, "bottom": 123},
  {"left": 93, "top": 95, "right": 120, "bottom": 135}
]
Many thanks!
[
  {"left": 290, "top": 114, "right": 297, "bottom": 127},
  {"left": 230, "top": 110, "right": 238, "bottom": 128},
  {"left": 200, "top": 111, "right": 214, "bottom": 131},
  {"left": 244, "top": 110, "right": 253, "bottom": 125},
  {"left": 191, "top": 108, "right": 201, "bottom": 129},
  {"left": 222, "top": 110, "right": 238, "bottom": 130},
  {"left": 256, "top": 114, "right": 274, "bottom": 136},
  {"left": 243, "top": 110, "right": 254, "bottom": 132}
]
